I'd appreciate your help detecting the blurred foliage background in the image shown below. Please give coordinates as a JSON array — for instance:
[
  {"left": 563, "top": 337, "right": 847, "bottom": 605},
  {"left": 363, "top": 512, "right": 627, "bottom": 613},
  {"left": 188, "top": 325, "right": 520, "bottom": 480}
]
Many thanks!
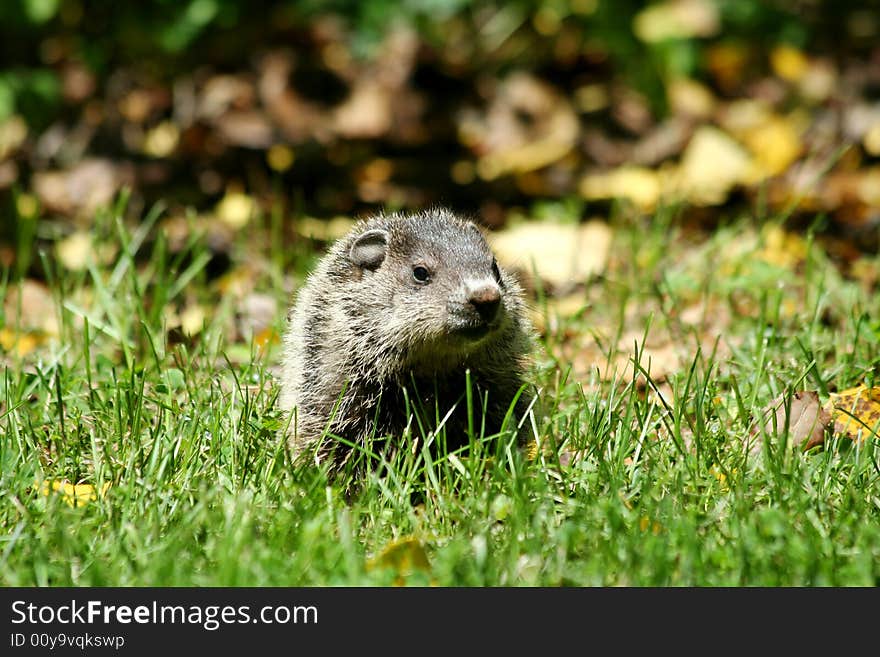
[{"left": 1, "top": 0, "right": 879, "bottom": 268}]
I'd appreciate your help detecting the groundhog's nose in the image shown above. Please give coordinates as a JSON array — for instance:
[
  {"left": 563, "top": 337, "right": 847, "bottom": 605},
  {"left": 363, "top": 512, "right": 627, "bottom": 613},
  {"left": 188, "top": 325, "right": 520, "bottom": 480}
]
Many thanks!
[{"left": 468, "top": 283, "right": 501, "bottom": 323}]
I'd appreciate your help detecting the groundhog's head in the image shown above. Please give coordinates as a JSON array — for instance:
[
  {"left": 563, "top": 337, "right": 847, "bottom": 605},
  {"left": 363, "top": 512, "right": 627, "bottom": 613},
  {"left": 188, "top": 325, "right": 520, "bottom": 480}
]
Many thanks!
[{"left": 343, "top": 208, "right": 522, "bottom": 368}]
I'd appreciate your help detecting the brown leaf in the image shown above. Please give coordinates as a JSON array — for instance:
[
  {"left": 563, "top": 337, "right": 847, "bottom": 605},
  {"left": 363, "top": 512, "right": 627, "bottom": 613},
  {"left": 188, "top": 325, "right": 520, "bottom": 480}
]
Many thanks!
[
  {"left": 751, "top": 391, "right": 831, "bottom": 453},
  {"left": 215, "top": 110, "right": 274, "bottom": 148},
  {"left": 3, "top": 280, "right": 59, "bottom": 336},
  {"left": 32, "top": 158, "right": 132, "bottom": 216},
  {"left": 464, "top": 72, "right": 579, "bottom": 179}
]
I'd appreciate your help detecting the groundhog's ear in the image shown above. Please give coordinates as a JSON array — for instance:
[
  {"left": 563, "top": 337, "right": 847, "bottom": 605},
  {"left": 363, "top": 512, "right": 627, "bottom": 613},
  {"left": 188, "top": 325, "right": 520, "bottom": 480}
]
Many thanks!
[
  {"left": 349, "top": 229, "right": 389, "bottom": 269},
  {"left": 465, "top": 221, "right": 485, "bottom": 238}
]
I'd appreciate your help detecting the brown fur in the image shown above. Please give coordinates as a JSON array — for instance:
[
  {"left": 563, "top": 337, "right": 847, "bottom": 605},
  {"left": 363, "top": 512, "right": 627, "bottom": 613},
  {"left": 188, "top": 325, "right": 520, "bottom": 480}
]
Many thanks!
[{"left": 279, "top": 208, "right": 534, "bottom": 471}]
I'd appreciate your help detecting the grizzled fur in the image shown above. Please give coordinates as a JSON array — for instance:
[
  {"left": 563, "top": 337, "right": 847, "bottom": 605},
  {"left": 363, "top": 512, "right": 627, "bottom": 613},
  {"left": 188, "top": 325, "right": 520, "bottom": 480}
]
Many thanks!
[{"left": 279, "top": 208, "right": 534, "bottom": 470}]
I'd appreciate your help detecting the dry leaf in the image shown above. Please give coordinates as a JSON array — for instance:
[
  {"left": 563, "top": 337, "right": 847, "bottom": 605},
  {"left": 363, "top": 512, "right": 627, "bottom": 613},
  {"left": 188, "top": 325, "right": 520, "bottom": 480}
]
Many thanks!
[
  {"left": 751, "top": 391, "right": 831, "bottom": 453},
  {"left": 0, "top": 115, "right": 28, "bottom": 160},
  {"left": 366, "top": 536, "right": 431, "bottom": 585},
  {"left": 667, "top": 78, "right": 716, "bottom": 120},
  {"left": 236, "top": 292, "right": 277, "bottom": 340},
  {"left": 464, "top": 72, "right": 579, "bottom": 179},
  {"left": 215, "top": 110, "right": 274, "bottom": 148},
  {"left": 3, "top": 279, "right": 59, "bottom": 337},
  {"left": 32, "top": 158, "right": 131, "bottom": 216},
  {"left": 55, "top": 230, "right": 94, "bottom": 271},
  {"left": 674, "top": 126, "right": 752, "bottom": 205},
  {"left": 755, "top": 225, "right": 808, "bottom": 269},
  {"left": 770, "top": 45, "right": 809, "bottom": 82},
  {"left": 180, "top": 304, "right": 206, "bottom": 336},
  {"left": 579, "top": 166, "right": 661, "bottom": 210},
  {"left": 633, "top": 0, "right": 719, "bottom": 42},
  {"left": 39, "top": 480, "right": 111, "bottom": 507},
  {"left": 332, "top": 81, "right": 391, "bottom": 138},
  {"left": 294, "top": 216, "right": 356, "bottom": 241},
  {"left": 142, "top": 120, "right": 180, "bottom": 157},
  {"left": 0, "top": 327, "right": 46, "bottom": 357},
  {"left": 741, "top": 115, "right": 803, "bottom": 178},
  {"left": 489, "top": 219, "right": 612, "bottom": 290},
  {"left": 828, "top": 386, "right": 880, "bottom": 442},
  {"left": 215, "top": 191, "right": 256, "bottom": 229}
]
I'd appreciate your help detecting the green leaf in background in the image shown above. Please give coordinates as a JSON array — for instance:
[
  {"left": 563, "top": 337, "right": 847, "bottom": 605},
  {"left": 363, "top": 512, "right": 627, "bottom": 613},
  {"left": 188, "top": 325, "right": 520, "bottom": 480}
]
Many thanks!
[
  {"left": 158, "top": 0, "right": 220, "bottom": 52},
  {"left": 22, "top": 0, "right": 60, "bottom": 24}
]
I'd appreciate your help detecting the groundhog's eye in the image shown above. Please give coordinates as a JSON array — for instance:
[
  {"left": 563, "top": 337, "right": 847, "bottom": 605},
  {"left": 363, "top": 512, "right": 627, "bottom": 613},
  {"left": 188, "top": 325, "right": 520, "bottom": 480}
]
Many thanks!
[{"left": 412, "top": 265, "right": 431, "bottom": 283}]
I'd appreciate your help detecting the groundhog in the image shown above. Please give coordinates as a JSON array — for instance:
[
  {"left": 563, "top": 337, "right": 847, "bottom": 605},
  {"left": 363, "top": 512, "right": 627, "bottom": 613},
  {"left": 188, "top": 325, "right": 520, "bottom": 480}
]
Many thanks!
[{"left": 279, "top": 208, "right": 534, "bottom": 472}]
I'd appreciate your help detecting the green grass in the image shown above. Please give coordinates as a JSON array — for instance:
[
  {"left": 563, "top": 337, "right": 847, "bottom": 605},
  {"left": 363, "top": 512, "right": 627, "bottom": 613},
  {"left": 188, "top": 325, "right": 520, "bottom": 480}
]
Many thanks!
[{"left": 2, "top": 202, "right": 880, "bottom": 586}]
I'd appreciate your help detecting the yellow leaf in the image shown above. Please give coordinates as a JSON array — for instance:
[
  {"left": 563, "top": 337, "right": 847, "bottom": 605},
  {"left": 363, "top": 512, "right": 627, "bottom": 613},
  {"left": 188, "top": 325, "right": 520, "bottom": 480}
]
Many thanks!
[
  {"left": 180, "top": 304, "right": 206, "bottom": 337},
  {"left": 633, "top": 0, "right": 719, "bottom": 43},
  {"left": 215, "top": 191, "right": 256, "bottom": 229},
  {"left": 742, "top": 116, "right": 802, "bottom": 177},
  {"left": 266, "top": 144, "right": 295, "bottom": 172},
  {"left": 828, "top": 386, "right": 880, "bottom": 442},
  {"left": 864, "top": 123, "right": 880, "bottom": 157},
  {"left": 770, "top": 45, "right": 809, "bottom": 82},
  {"left": 756, "top": 225, "right": 808, "bottom": 269},
  {"left": 366, "top": 537, "right": 432, "bottom": 585},
  {"left": 294, "top": 216, "right": 356, "bottom": 242},
  {"left": 142, "top": 121, "right": 180, "bottom": 158},
  {"left": 55, "top": 230, "right": 93, "bottom": 271},
  {"left": 39, "top": 480, "right": 110, "bottom": 507},
  {"left": 15, "top": 192, "right": 38, "bottom": 219},
  {"left": 489, "top": 219, "right": 612, "bottom": 289},
  {"left": 579, "top": 166, "right": 661, "bottom": 211},
  {"left": 0, "top": 115, "right": 28, "bottom": 160},
  {"left": 667, "top": 77, "right": 715, "bottom": 119},
  {"left": 0, "top": 327, "right": 44, "bottom": 357},
  {"left": 674, "top": 126, "right": 752, "bottom": 205}
]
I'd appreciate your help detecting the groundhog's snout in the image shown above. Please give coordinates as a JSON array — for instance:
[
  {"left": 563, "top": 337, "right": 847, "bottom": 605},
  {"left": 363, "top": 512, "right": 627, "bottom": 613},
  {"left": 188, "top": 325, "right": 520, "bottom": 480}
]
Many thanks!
[{"left": 467, "top": 281, "right": 502, "bottom": 324}]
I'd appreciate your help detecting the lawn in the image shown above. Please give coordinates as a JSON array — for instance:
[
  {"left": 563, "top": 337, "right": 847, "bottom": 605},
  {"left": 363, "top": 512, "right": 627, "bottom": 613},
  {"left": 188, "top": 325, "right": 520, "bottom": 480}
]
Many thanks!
[{"left": 2, "top": 201, "right": 879, "bottom": 586}]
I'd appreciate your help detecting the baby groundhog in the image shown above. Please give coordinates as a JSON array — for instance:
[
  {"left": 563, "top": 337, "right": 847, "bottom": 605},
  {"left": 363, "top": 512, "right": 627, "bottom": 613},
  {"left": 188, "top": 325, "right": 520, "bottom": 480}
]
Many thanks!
[{"left": 279, "top": 208, "right": 534, "bottom": 471}]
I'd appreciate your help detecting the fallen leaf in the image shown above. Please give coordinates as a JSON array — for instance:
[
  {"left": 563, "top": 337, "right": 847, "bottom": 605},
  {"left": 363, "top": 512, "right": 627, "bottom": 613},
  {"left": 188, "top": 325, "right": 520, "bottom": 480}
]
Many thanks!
[
  {"left": 366, "top": 536, "right": 431, "bottom": 585},
  {"left": 667, "top": 78, "right": 716, "bottom": 120},
  {"left": 464, "top": 72, "right": 579, "bottom": 179},
  {"left": 489, "top": 219, "right": 612, "bottom": 291},
  {"left": 266, "top": 144, "right": 295, "bottom": 172},
  {"left": 3, "top": 279, "right": 59, "bottom": 337},
  {"left": 332, "top": 80, "right": 391, "bottom": 139},
  {"left": 579, "top": 166, "right": 661, "bottom": 210},
  {"left": 741, "top": 115, "right": 803, "bottom": 178},
  {"left": 751, "top": 391, "right": 831, "bottom": 453},
  {"left": 674, "top": 126, "right": 752, "bottom": 205},
  {"left": 755, "top": 225, "right": 808, "bottom": 269},
  {"left": 180, "top": 303, "right": 206, "bottom": 337},
  {"left": 55, "top": 230, "right": 94, "bottom": 271},
  {"left": 770, "top": 44, "right": 810, "bottom": 82},
  {"left": 215, "top": 191, "right": 257, "bottom": 229},
  {"left": 294, "top": 216, "right": 356, "bottom": 241},
  {"left": 236, "top": 292, "right": 277, "bottom": 340},
  {"left": 705, "top": 42, "right": 749, "bottom": 92},
  {"left": 142, "top": 120, "right": 180, "bottom": 157},
  {"left": 0, "top": 327, "right": 45, "bottom": 357},
  {"left": 38, "top": 480, "right": 111, "bottom": 507},
  {"left": 215, "top": 110, "right": 274, "bottom": 148},
  {"left": 633, "top": 0, "right": 719, "bottom": 42},
  {"left": 828, "top": 386, "right": 880, "bottom": 442},
  {"left": 32, "top": 158, "right": 132, "bottom": 216},
  {"left": 0, "top": 115, "right": 28, "bottom": 160}
]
